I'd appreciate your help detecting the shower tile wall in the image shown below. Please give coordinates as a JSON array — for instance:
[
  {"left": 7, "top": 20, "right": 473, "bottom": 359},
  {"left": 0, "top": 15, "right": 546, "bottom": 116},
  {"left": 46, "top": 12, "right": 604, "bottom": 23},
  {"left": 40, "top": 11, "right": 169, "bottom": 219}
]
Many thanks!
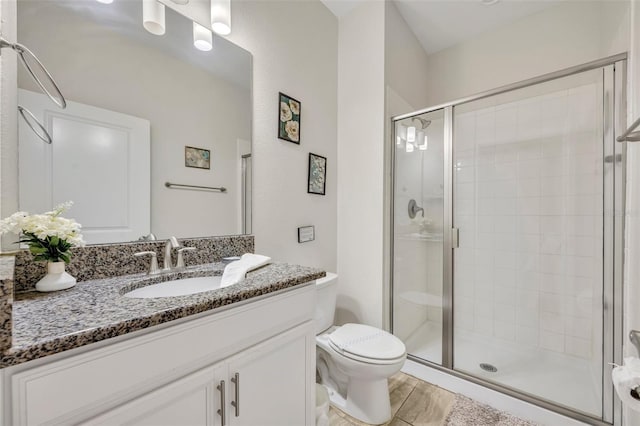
[{"left": 453, "top": 84, "right": 603, "bottom": 360}]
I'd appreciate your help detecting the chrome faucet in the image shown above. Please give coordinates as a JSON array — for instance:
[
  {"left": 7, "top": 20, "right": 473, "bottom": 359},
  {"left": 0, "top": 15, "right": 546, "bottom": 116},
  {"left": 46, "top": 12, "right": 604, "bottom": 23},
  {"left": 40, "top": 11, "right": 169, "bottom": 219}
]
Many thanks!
[{"left": 163, "top": 236, "right": 181, "bottom": 271}]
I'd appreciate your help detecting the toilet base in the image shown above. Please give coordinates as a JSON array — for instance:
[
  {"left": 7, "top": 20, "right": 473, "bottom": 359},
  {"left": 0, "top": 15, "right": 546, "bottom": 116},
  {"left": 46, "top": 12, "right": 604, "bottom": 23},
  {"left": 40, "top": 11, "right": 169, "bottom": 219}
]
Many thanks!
[{"left": 325, "top": 377, "right": 391, "bottom": 425}]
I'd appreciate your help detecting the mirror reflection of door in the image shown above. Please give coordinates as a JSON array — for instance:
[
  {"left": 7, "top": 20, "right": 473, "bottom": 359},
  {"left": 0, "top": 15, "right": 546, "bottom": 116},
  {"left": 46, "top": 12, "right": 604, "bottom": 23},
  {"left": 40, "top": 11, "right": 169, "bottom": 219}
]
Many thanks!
[{"left": 19, "top": 89, "right": 151, "bottom": 245}]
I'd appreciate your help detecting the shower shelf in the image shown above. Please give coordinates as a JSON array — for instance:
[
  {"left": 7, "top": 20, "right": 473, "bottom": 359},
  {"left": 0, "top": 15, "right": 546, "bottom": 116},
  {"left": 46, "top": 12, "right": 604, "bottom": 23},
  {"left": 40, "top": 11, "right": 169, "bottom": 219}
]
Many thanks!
[
  {"left": 398, "top": 291, "right": 442, "bottom": 307},
  {"left": 398, "top": 233, "right": 443, "bottom": 242}
]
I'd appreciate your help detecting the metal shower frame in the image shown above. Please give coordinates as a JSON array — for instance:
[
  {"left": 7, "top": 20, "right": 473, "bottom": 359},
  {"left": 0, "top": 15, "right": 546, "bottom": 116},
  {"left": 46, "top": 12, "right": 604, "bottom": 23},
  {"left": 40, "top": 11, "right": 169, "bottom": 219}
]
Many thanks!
[{"left": 389, "top": 53, "right": 627, "bottom": 426}]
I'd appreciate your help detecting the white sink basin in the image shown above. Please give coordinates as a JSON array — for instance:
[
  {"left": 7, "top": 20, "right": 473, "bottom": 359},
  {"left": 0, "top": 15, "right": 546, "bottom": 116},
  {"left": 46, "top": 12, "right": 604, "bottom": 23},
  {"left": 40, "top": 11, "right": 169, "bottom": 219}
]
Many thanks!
[{"left": 124, "top": 276, "right": 223, "bottom": 299}]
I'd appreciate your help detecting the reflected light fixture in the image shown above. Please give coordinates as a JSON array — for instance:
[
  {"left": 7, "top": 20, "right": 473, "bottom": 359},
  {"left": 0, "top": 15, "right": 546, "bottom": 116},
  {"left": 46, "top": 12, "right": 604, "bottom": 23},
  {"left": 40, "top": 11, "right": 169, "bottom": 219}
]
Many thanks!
[
  {"left": 96, "top": 0, "right": 114, "bottom": 4},
  {"left": 398, "top": 117, "right": 431, "bottom": 153},
  {"left": 407, "top": 126, "right": 416, "bottom": 143},
  {"left": 193, "top": 22, "right": 213, "bottom": 51},
  {"left": 143, "top": 0, "right": 166, "bottom": 36},
  {"left": 418, "top": 133, "right": 428, "bottom": 150},
  {"left": 211, "top": 0, "right": 231, "bottom": 35},
  {"left": 398, "top": 124, "right": 407, "bottom": 142},
  {"left": 405, "top": 141, "right": 414, "bottom": 153}
]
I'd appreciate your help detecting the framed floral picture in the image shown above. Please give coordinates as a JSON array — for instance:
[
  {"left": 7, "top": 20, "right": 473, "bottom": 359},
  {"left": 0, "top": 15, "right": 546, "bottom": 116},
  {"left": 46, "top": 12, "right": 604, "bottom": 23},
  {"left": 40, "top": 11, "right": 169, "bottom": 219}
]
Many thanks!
[
  {"left": 278, "top": 92, "right": 301, "bottom": 144},
  {"left": 185, "top": 146, "right": 211, "bottom": 169},
  {"left": 308, "top": 153, "right": 327, "bottom": 195}
]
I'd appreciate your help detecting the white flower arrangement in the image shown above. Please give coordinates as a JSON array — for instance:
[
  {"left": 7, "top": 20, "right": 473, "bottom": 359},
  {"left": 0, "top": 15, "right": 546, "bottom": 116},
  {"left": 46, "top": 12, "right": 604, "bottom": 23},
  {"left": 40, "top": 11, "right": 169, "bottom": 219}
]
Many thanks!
[{"left": 0, "top": 201, "right": 85, "bottom": 263}]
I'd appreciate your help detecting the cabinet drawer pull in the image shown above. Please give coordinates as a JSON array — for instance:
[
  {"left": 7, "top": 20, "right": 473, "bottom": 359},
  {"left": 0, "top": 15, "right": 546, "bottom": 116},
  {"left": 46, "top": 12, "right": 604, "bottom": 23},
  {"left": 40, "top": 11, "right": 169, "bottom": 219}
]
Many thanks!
[
  {"left": 217, "top": 380, "right": 226, "bottom": 425},
  {"left": 231, "top": 372, "right": 240, "bottom": 417}
]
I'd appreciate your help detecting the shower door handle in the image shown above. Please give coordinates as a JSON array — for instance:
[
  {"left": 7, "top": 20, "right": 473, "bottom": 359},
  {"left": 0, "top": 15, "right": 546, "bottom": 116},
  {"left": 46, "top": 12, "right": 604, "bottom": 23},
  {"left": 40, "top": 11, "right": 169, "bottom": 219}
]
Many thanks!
[{"left": 451, "top": 228, "right": 459, "bottom": 248}]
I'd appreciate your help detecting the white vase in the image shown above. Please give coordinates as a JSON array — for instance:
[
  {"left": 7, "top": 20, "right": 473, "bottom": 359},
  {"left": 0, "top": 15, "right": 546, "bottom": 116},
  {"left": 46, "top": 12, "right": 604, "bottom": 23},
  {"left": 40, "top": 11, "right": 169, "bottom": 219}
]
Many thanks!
[{"left": 35, "top": 261, "right": 77, "bottom": 292}]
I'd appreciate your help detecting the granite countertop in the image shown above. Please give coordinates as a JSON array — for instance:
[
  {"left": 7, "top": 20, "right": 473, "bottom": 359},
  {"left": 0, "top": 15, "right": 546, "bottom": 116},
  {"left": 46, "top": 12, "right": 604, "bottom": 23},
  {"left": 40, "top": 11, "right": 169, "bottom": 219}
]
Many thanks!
[{"left": 0, "top": 262, "right": 324, "bottom": 368}]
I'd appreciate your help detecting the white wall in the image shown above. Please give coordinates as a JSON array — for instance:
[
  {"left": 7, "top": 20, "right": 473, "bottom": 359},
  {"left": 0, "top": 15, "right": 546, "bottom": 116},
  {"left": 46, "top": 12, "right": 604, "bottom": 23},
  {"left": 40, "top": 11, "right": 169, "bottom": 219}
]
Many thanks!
[
  {"left": 425, "top": 1, "right": 630, "bottom": 106},
  {"left": 165, "top": 0, "right": 338, "bottom": 271},
  {"left": 17, "top": 4, "right": 250, "bottom": 240},
  {"left": 384, "top": 1, "right": 429, "bottom": 115},
  {"left": 336, "top": 1, "right": 385, "bottom": 327},
  {"left": 332, "top": 0, "right": 430, "bottom": 329}
]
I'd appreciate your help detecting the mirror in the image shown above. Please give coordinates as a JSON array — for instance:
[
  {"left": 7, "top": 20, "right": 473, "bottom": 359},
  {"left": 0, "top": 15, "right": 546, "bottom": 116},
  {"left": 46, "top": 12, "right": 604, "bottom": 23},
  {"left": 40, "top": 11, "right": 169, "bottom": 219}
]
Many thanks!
[{"left": 16, "top": 0, "right": 252, "bottom": 244}]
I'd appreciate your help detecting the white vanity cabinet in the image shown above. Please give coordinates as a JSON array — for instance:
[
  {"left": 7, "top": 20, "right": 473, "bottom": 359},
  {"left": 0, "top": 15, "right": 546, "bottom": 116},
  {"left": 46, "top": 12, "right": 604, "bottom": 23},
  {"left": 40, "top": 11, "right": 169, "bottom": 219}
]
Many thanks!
[
  {"left": 84, "top": 363, "right": 223, "bottom": 426},
  {"left": 1, "top": 285, "right": 316, "bottom": 426},
  {"left": 225, "top": 324, "right": 310, "bottom": 426},
  {"left": 85, "top": 323, "right": 311, "bottom": 426}
]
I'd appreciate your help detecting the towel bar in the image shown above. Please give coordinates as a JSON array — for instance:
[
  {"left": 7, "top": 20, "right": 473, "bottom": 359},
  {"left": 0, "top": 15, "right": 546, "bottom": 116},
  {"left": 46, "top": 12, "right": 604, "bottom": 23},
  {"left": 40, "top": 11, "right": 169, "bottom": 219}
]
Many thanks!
[{"left": 165, "top": 182, "right": 227, "bottom": 192}]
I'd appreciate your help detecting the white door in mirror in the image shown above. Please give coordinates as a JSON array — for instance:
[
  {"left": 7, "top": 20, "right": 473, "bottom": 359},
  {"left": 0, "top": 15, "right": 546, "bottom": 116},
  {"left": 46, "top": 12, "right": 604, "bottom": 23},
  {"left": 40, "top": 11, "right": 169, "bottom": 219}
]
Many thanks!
[
  {"left": 124, "top": 276, "right": 223, "bottom": 299},
  {"left": 18, "top": 88, "right": 151, "bottom": 244}
]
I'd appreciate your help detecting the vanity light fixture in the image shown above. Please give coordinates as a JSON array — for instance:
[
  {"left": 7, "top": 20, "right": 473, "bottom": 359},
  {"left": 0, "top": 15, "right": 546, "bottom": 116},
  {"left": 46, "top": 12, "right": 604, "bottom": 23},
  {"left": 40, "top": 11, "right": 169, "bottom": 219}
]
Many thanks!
[
  {"left": 193, "top": 22, "right": 213, "bottom": 51},
  {"left": 211, "top": 0, "right": 231, "bottom": 35},
  {"left": 96, "top": 0, "right": 114, "bottom": 3},
  {"left": 143, "top": 0, "right": 166, "bottom": 36}
]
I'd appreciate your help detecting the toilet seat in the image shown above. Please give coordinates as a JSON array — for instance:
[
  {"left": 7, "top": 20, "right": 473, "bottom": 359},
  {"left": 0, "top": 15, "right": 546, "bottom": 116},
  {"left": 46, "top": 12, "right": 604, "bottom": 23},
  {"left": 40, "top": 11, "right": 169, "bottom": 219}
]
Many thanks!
[{"left": 328, "top": 323, "right": 406, "bottom": 365}]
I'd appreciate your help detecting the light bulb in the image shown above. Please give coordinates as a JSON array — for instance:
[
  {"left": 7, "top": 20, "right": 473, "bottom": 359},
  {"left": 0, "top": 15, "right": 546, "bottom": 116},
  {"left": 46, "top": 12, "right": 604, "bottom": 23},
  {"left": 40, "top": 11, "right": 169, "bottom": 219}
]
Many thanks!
[
  {"left": 211, "top": 0, "right": 231, "bottom": 35},
  {"left": 407, "top": 126, "right": 416, "bottom": 143},
  {"left": 193, "top": 22, "right": 213, "bottom": 51},
  {"left": 398, "top": 124, "right": 407, "bottom": 140},
  {"left": 419, "top": 134, "right": 428, "bottom": 150},
  {"left": 417, "top": 130, "right": 424, "bottom": 145},
  {"left": 143, "top": 0, "right": 165, "bottom": 36}
]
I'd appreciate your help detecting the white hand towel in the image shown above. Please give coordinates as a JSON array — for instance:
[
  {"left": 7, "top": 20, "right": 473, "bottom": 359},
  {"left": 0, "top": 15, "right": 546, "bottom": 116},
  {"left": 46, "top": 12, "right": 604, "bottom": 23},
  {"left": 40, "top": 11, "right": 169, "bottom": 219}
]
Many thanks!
[{"left": 220, "top": 253, "right": 272, "bottom": 288}]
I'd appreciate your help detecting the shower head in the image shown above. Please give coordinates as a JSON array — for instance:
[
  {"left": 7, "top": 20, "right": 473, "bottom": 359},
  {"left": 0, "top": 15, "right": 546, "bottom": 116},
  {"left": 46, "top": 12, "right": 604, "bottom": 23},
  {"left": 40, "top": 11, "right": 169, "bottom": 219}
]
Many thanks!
[{"left": 412, "top": 117, "right": 431, "bottom": 129}]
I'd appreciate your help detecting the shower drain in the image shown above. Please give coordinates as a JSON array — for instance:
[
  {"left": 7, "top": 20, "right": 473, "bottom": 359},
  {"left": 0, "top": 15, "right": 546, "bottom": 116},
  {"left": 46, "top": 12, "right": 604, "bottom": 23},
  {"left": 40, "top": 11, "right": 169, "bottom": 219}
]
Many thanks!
[{"left": 479, "top": 363, "right": 498, "bottom": 373}]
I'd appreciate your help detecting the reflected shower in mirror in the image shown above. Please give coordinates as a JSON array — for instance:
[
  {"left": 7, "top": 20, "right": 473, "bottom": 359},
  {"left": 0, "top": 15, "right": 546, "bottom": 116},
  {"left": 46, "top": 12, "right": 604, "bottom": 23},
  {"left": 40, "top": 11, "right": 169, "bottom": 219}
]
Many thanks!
[{"left": 17, "top": 0, "right": 252, "bottom": 244}]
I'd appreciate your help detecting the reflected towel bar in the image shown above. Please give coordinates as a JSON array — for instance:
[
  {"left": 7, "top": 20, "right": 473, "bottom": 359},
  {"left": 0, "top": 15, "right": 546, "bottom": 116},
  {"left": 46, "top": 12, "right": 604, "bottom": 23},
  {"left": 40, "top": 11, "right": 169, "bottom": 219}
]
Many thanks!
[
  {"left": 617, "top": 116, "right": 640, "bottom": 142},
  {"left": 165, "top": 182, "right": 227, "bottom": 192}
]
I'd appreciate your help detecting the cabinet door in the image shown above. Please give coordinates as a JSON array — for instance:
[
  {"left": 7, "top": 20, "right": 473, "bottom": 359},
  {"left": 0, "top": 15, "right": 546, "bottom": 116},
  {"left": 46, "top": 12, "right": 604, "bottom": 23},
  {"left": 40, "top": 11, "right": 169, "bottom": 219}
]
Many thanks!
[
  {"left": 83, "top": 364, "right": 225, "bottom": 426},
  {"left": 227, "top": 321, "right": 315, "bottom": 426}
]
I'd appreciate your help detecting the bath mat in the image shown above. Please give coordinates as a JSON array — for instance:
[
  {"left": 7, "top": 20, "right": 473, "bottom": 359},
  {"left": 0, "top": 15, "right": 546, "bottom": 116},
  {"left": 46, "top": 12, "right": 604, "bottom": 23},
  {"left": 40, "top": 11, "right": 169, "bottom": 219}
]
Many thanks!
[{"left": 445, "top": 394, "right": 537, "bottom": 426}]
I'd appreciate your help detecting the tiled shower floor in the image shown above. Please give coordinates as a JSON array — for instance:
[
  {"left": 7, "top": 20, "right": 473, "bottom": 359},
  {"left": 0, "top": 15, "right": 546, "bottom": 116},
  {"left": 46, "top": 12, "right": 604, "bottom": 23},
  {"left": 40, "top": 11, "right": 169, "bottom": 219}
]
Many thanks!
[{"left": 403, "top": 321, "right": 600, "bottom": 417}]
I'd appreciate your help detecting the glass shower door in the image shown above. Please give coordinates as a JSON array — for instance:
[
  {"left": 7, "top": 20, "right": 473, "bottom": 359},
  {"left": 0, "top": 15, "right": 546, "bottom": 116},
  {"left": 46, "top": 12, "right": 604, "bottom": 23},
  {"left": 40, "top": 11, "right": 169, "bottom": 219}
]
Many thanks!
[
  {"left": 451, "top": 67, "right": 611, "bottom": 418},
  {"left": 392, "top": 109, "right": 445, "bottom": 365}
]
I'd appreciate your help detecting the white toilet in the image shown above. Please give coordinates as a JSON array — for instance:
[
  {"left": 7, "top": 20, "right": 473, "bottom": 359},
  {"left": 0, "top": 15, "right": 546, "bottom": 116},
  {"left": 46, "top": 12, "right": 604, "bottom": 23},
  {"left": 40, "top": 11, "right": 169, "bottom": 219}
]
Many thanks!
[{"left": 315, "top": 273, "right": 406, "bottom": 425}]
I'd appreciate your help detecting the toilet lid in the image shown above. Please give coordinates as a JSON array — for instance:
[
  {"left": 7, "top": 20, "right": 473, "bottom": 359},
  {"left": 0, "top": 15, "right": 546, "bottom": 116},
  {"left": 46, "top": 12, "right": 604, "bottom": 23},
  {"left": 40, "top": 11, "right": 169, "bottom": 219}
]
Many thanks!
[{"left": 328, "top": 323, "right": 406, "bottom": 361}]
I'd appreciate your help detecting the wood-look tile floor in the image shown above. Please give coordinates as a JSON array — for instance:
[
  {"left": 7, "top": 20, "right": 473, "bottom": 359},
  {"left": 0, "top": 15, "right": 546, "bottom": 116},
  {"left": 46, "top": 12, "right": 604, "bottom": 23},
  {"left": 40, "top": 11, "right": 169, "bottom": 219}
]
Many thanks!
[
  {"left": 328, "top": 372, "right": 454, "bottom": 426},
  {"left": 327, "top": 372, "right": 535, "bottom": 426}
]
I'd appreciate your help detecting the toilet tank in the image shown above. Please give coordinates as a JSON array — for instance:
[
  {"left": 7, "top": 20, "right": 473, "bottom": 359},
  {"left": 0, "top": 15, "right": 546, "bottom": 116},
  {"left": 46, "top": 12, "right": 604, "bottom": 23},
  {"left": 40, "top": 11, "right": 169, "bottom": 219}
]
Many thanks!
[{"left": 315, "top": 272, "right": 337, "bottom": 334}]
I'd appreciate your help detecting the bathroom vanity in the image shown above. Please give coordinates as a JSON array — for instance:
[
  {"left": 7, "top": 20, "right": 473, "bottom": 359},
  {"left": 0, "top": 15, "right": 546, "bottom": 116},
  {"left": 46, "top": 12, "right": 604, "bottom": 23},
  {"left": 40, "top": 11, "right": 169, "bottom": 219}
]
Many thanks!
[
  {"left": 0, "top": 260, "right": 323, "bottom": 426},
  {"left": 0, "top": 0, "right": 323, "bottom": 422}
]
